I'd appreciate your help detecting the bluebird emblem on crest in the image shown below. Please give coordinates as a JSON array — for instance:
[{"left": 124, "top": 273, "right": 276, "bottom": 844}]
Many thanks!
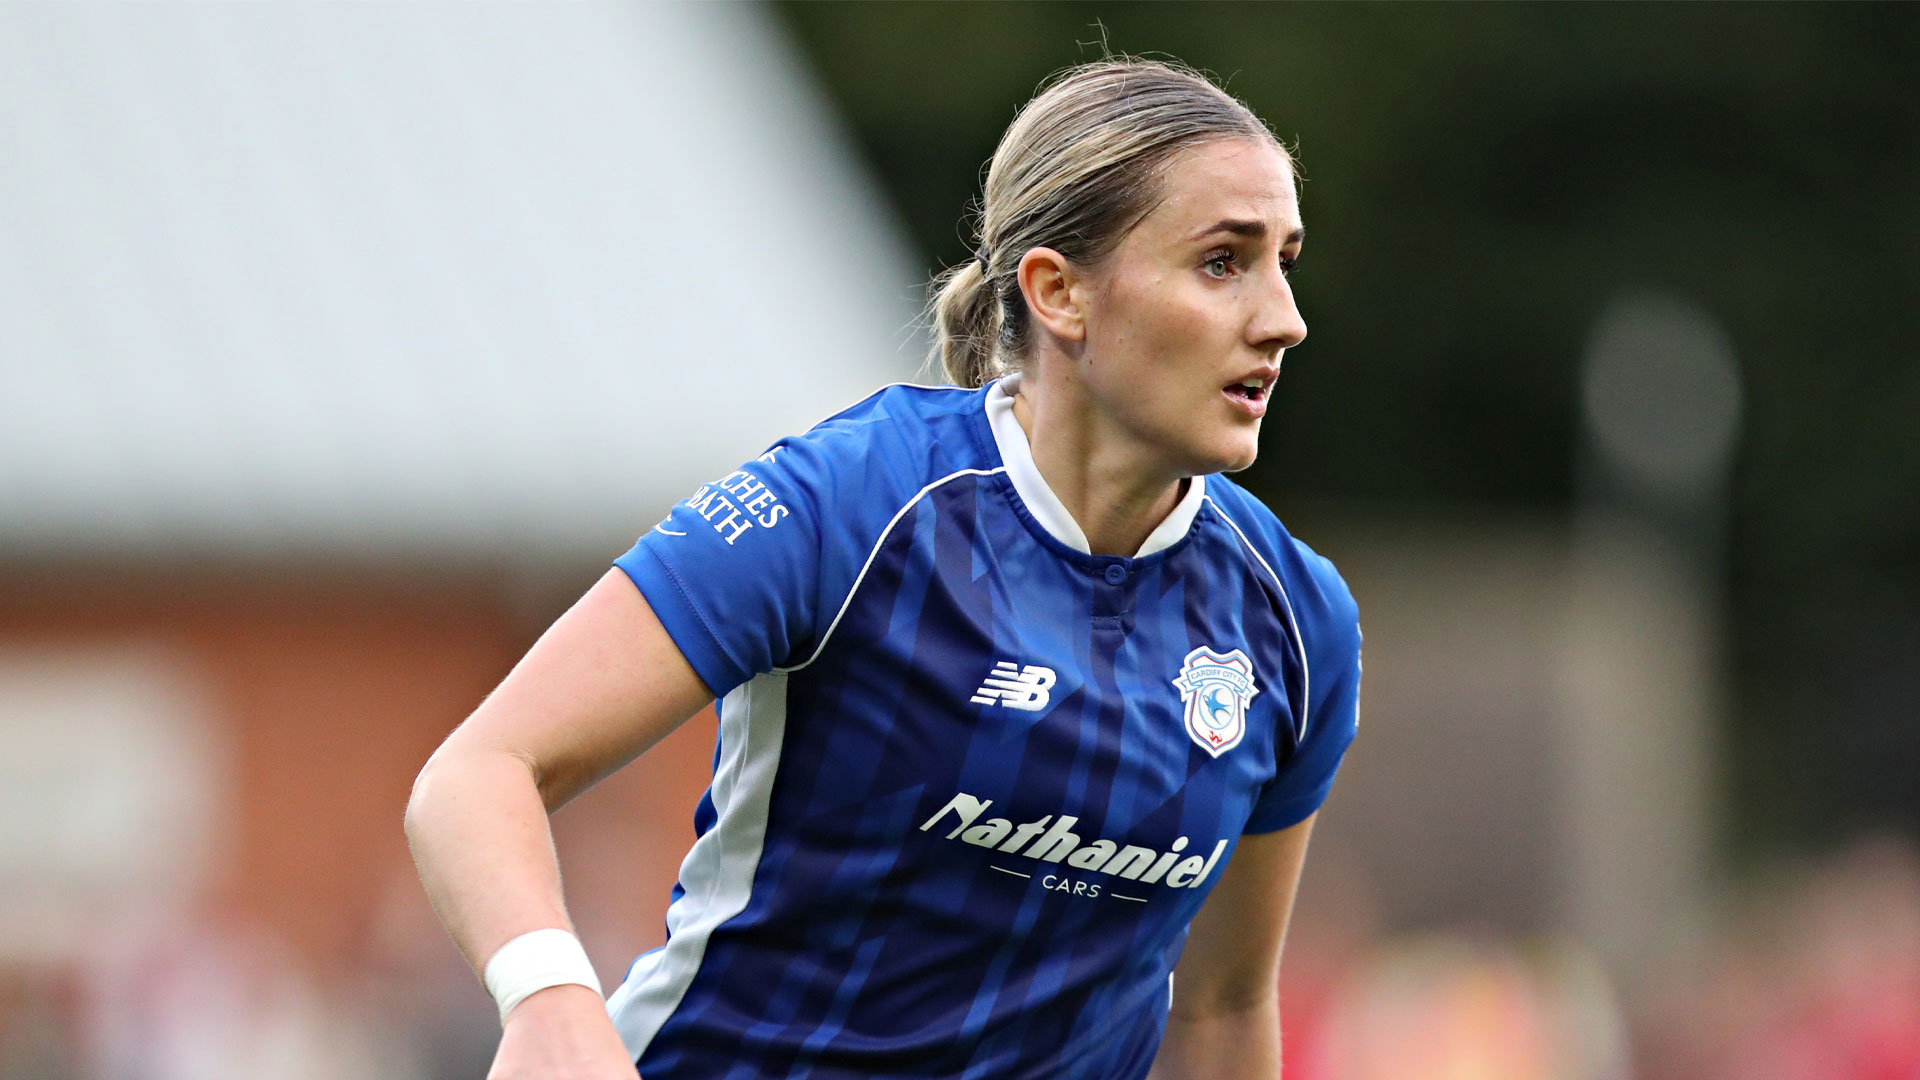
[{"left": 1171, "top": 646, "right": 1259, "bottom": 757}]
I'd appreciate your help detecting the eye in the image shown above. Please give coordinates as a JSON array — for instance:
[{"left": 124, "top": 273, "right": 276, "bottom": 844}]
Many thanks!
[
  {"left": 1201, "top": 251, "right": 1236, "bottom": 278},
  {"left": 1278, "top": 254, "right": 1299, "bottom": 277}
]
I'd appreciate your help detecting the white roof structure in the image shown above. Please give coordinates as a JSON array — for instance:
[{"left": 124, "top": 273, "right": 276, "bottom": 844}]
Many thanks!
[{"left": 0, "top": 3, "right": 926, "bottom": 559}]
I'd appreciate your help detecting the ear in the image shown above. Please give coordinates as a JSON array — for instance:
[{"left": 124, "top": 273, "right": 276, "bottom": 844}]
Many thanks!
[{"left": 1016, "top": 247, "right": 1086, "bottom": 345}]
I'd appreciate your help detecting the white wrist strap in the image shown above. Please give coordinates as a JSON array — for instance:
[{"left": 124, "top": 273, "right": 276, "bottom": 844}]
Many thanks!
[{"left": 482, "top": 928, "right": 603, "bottom": 1024}]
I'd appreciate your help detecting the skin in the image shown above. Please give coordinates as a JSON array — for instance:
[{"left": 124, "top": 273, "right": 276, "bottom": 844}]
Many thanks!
[
  {"left": 1014, "top": 135, "right": 1316, "bottom": 1079},
  {"left": 407, "top": 573, "right": 712, "bottom": 1080},
  {"left": 406, "top": 134, "right": 1318, "bottom": 1080},
  {"left": 1013, "top": 135, "right": 1307, "bottom": 557}
]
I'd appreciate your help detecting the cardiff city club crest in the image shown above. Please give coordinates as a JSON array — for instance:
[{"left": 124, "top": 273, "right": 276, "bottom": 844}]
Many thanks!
[{"left": 1171, "top": 646, "right": 1259, "bottom": 757}]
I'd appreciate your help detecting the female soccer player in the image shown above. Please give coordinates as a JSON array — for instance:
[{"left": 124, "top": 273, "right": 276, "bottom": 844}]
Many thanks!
[{"left": 407, "top": 57, "right": 1362, "bottom": 1080}]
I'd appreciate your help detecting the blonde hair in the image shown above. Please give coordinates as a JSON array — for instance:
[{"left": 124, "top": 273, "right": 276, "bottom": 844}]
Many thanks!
[{"left": 927, "top": 58, "right": 1287, "bottom": 388}]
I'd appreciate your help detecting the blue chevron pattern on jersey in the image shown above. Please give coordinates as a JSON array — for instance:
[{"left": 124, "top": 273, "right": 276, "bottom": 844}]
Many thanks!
[{"left": 607, "top": 377, "right": 1362, "bottom": 1080}]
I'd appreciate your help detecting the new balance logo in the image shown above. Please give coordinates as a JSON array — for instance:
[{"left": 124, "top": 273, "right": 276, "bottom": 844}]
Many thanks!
[{"left": 970, "top": 661, "right": 1056, "bottom": 711}]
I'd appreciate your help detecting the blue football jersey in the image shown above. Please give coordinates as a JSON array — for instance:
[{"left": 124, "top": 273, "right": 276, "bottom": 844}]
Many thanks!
[{"left": 606, "top": 375, "right": 1362, "bottom": 1080}]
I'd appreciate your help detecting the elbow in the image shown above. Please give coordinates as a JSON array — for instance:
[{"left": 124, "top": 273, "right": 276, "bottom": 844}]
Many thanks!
[
  {"left": 1168, "top": 958, "right": 1283, "bottom": 1022},
  {"left": 1170, "top": 980, "right": 1279, "bottom": 1024},
  {"left": 404, "top": 736, "right": 469, "bottom": 851},
  {"left": 402, "top": 737, "right": 547, "bottom": 850},
  {"left": 402, "top": 750, "right": 441, "bottom": 852}
]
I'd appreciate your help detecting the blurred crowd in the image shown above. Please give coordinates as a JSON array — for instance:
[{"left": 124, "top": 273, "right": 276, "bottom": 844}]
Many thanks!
[
  {"left": 2, "top": 4, "right": 1916, "bottom": 1078},
  {"left": 1282, "top": 834, "right": 1920, "bottom": 1080},
  {"left": 3, "top": 831, "right": 1916, "bottom": 1079}
]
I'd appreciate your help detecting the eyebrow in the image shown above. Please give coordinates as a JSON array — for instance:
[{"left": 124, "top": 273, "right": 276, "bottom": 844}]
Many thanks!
[{"left": 1190, "top": 219, "right": 1306, "bottom": 245}]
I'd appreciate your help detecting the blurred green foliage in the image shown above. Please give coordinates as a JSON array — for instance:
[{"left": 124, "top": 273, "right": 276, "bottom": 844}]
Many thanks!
[{"left": 775, "top": 2, "right": 1920, "bottom": 862}]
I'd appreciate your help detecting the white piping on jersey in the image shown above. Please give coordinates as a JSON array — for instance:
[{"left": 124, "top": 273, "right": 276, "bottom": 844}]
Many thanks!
[
  {"left": 607, "top": 674, "right": 789, "bottom": 1060},
  {"left": 1201, "top": 495, "right": 1312, "bottom": 740},
  {"left": 789, "top": 381, "right": 972, "bottom": 443},
  {"left": 985, "top": 374, "right": 1207, "bottom": 558},
  {"left": 776, "top": 467, "right": 1008, "bottom": 674}
]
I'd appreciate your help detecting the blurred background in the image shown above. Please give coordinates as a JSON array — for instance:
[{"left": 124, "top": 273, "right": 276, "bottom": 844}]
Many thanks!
[{"left": 1, "top": 3, "right": 1916, "bottom": 1078}]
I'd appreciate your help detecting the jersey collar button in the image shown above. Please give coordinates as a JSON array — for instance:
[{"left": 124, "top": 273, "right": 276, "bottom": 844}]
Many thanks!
[{"left": 1103, "top": 563, "right": 1128, "bottom": 585}]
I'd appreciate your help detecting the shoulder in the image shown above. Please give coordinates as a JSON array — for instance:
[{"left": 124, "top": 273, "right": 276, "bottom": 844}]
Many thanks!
[
  {"left": 1201, "top": 473, "right": 1361, "bottom": 654},
  {"left": 754, "top": 381, "right": 994, "bottom": 500},
  {"left": 714, "top": 382, "right": 997, "bottom": 558}
]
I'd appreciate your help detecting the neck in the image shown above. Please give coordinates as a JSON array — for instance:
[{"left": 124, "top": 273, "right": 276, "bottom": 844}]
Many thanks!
[{"left": 1010, "top": 366, "right": 1187, "bottom": 558}]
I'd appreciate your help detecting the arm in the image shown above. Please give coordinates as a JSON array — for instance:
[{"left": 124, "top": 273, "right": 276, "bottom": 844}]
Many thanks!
[
  {"left": 405, "top": 568, "right": 714, "bottom": 1079},
  {"left": 1147, "top": 813, "right": 1317, "bottom": 1080}
]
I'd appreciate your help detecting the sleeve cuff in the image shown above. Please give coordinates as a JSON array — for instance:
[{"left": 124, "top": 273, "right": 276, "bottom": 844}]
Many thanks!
[{"left": 614, "top": 542, "right": 747, "bottom": 698}]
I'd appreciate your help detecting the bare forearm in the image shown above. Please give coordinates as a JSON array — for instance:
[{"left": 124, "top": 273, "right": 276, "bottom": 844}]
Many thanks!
[
  {"left": 404, "top": 746, "right": 576, "bottom": 977},
  {"left": 400, "top": 572, "right": 706, "bottom": 1076},
  {"left": 1147, "top": 993, "right": 1282, "bottom": 1080},
  {"left": 405, "top": 726, "right": 645, "bottom": 1078}
]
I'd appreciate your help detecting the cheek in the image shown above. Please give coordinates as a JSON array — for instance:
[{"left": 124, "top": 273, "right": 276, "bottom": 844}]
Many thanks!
[
  {"left": 1095, "top": 298, "right": 1248, "bottom": 447},
  {"left": 1097, "top": 277, "right": 1221, "bottom": 371}
]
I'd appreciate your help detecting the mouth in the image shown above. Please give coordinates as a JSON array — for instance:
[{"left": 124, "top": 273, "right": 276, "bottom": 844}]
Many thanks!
[
  {"left": 1223, "top": 377, "right": 1269, "bottom": 403},
  {"left": 1222, "top": 373, "right": 1274, "bottom": 418}
]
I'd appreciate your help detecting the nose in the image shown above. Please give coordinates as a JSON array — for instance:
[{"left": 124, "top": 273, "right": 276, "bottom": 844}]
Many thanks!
[{"left": 1251, "top": 270, "right": 1307, "bottom": 352}]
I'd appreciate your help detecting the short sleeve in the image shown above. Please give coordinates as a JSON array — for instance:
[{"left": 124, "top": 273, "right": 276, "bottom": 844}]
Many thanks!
[
  {"left": 1242, "top": 561, "right": 1363, "bottom": 834},
  {"left": 615, "top": 442, "right": 826, "bottom": 698}
]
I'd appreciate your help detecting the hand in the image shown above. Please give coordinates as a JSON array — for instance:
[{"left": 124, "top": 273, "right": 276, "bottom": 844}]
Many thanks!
[{"left": 488, "top": 984, "right": 639, "bottom": 1080}]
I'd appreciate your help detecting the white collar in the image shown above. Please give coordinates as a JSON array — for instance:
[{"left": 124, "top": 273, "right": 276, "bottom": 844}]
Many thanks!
[{"left": 984, "top": 373, "right": 1207, "bottom": 558}]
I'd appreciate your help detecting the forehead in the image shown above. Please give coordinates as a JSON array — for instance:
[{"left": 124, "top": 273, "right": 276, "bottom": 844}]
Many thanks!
[{"left": 1140, "top": 138, "right": 1301, "bottom": 238}]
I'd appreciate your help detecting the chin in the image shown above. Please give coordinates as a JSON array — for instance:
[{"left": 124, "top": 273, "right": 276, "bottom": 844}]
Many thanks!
[
  {"left": 1216, "top": 448, "right": 1260, "bottom": 474},
  {"left": 1187, "top": 434, "right": 1260, "bottom": 476}
]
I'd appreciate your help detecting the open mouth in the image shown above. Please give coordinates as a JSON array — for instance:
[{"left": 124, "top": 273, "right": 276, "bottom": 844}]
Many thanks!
[{"left": 1224, "top": 377, "right": 1269, "bottom": 403}]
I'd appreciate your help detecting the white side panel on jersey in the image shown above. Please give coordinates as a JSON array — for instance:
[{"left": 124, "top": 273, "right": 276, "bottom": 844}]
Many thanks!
[{"left": 606, "top": 672, "right": 789, "bottom": 1060}]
